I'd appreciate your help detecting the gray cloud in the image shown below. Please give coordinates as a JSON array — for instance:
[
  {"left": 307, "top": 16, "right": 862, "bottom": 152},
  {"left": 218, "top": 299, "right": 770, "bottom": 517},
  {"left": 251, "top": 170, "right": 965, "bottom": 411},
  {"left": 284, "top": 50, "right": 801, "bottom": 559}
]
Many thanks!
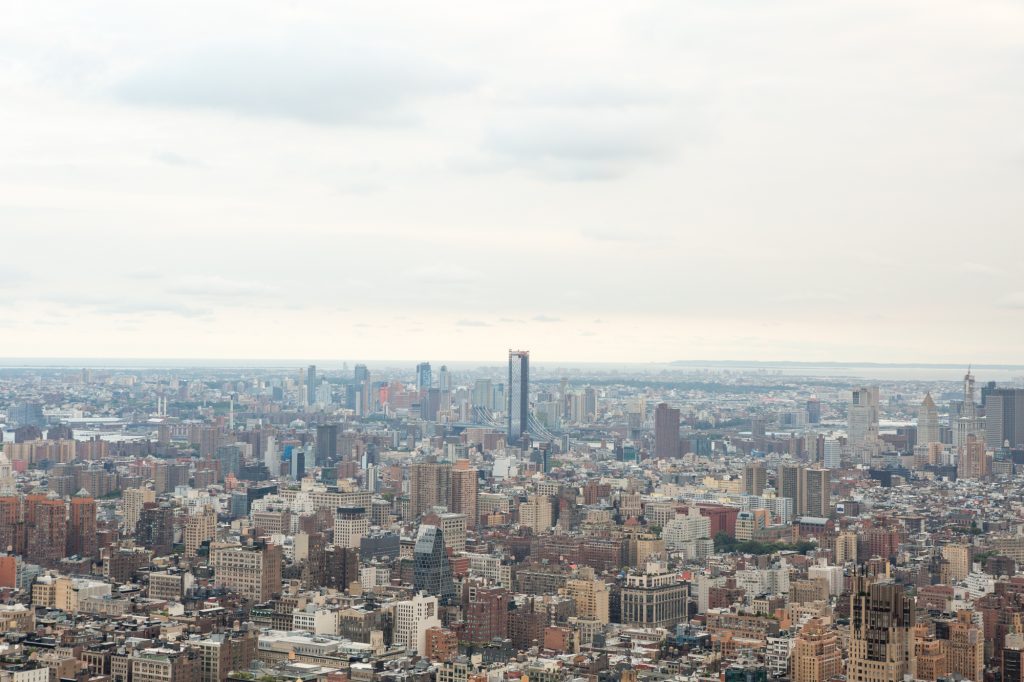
[
  {"left": 152, "top": 150, "right": 206, "bottom": 168},
  {"left": 482, "top": 114, "right": 671, "bottom": 180},
  {"left": 457, "top": 319, "right": 491, "bottom": 327},
  {"left": 117, "top": 37, "right": 475, "bottom": 125},
  {"left": 166, "top": 276, "right": 278, "bottom": 299}
]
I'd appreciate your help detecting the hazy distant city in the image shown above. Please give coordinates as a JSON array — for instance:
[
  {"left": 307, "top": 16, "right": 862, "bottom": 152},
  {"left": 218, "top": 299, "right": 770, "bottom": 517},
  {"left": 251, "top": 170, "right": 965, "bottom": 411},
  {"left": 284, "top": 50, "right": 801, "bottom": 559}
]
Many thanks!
[
  {"left": 0, "top": 354, "right": 1022, "bottom": 682},
  {"left": 4, "top": 2, "right": 1023, "bottom": 682}
]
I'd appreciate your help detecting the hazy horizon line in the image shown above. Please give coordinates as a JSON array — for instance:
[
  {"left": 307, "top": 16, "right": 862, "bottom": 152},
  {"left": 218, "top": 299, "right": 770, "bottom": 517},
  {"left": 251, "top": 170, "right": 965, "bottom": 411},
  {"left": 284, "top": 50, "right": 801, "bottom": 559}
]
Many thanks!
[{"left": 0, "top": 356, "right": 1021, "bottom": 370}]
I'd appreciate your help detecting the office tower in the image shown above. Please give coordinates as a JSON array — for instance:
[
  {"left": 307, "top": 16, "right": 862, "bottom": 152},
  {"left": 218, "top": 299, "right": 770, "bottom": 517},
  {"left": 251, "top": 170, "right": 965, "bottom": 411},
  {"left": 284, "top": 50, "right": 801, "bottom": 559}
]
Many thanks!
[
  {"left": 211, "top": 541, "right": 282, "bottom": 602},
  {"left": 620, "top": 559, "right": 688, "bottom": 628},
  {"left": 918, "top": 393, "right": 940, "bottom": 446},
  {"left": 137, "top": 502, "right": 175, "bottom": 556},
  {"left": 751, "top": 417, "right": 767, "bottom": 439},
  {"left": 393, "top": 592, "right": 442, "bottom": 655},
  {"left": 416, "top": 362, "right": 432, "bottom": 393},
  {"left": 409, "top": 461, "right": 452, "bottom": 519},
  {"left": 413, "top": 525, "right": 456, "bottom": 605},
  {"left": 450, "top": 459, "right": 478, "bottom": 528},
  {"left": 290, "top": 448, "right": 306, "bottom": 479},
  {"left": 948, "top": 610, "right": 984, "bottom": 682},
  {"left": 316, "top": 424, "right": 338, "bottom": 466},
  {"left": 849, "top": 387, "right": 880, "bottom": 458},
  {"left": 123, "top": 487, "right": 156, "bottom": 534},
  {"left": 26, "top": 494, "right": 66, "bottom": 567},
  {"left": 354, "top": 364, "right": 369, "bottom": 384},
  {"left": 744, "top": 461, "right": 766, "bottom": 496},
  {"left": 68, "top": 492, "right": 97, "bottom": 560},
  {"left": 472, "top": 379, "right": 493, "bottom": 411},
  {"left": 792, "top": 617, "right": 841, "bottom": 682},
  {"left": 806, "top": 398, "right": 821, "bottom": 424},
  {"left": 955, "top": 368, "right": 983, "bottom": 450},
  {"left": 777, "top": 463, "right": 802, "bottom": 509},
  {"left": 654, "top": 403, "right": 681, "bottom": 458},
  {"left": 428, "top": 512, "right": 466, "bottom": 553},
  {"left": 184, "top": 506, "right": 216, "bottom": 560},
  {"left": 508, "top": 350, "right": 530, "bottom": 444},
  {"left": 848, "top": 578, "right": 915, "bottom": 682},
  {"left": 438, "top": 365, "right": 451, "bottom": 391},
  {"left": 306, "top": 365, "right": 317, "bottom": 406},
  {"left": 518, "top": 494, "right": 553, "bottom": 532},
  {"left": 986, "top": 388, "right": 1024, "bottom": 448},
  {"left": 800, "top": 467, "right": 831, "bottom": 518},
  {"left": 333, "top": 507, "right": 368, "bottom": 549}
]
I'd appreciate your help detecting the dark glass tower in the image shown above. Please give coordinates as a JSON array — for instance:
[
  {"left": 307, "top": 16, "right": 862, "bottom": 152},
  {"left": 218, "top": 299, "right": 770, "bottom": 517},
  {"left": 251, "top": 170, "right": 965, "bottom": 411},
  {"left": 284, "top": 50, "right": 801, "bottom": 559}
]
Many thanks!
[
  {"left": 413, "top": 524, "right": 456, "bottom": 605},
  {"left": 416, "top": 362, "right": 432, "bottom": 392},
  {"left": 508, "top": 350, "right": 529, "bottom": 444}
]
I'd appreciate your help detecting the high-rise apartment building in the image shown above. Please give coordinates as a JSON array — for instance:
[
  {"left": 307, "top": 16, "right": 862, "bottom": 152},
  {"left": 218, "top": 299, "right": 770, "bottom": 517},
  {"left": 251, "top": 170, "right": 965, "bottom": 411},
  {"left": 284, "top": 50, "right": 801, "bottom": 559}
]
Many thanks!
[
  {"left": 123, "top": 487, "right": 156, "bottom": 534},
  {"left": 654, "top": 403, "right": 681, "bottom": 458},
  {"left": 136, "top": 503, "right": 175, "bottom": 557},
  {"left": 450, "top": 459, "right": 478, "bottom": 529},
  {"left": 792, "top": 617, "right": 841, "bottom": 682},
  {"left": 849, "top": 387, "right": 880, "bottom": 459},
  {"left": 306, "top": 365, "right": 317, "bottom": 406},
  {"left": 68, "top": 493, "right": 97, "bottom": 559},
  {"left": 184, "top": 506, "right": 217, "bottom": 560},
  {"left": 848, "top": 579, "right": 915, "bottom": 682},
  {"left": 744, "top": 462, "right": 766, "bottom": 497},
  {"left": 508, "top": 350, "right": 529, "bottom": 444},
  {"left": 800, "top": 467, "right": 831, "bottom": 518},
  {"left": 409, "top": 461, "right": 451, "bottom": 519},
  {"left": 26, "top": 494, "right": 66, "bottom": 567},
  {"left": 957, "top": 434, "right": 990, "bottom": 480},
  {"left": 777, "top": 463, "right": 802, "bottom": 509},
  {"left": 918, "top": 393, "right": 940, "bottom": 446},
  {"left": 0, "top": 496, "right": 19, "bottom": 554}
]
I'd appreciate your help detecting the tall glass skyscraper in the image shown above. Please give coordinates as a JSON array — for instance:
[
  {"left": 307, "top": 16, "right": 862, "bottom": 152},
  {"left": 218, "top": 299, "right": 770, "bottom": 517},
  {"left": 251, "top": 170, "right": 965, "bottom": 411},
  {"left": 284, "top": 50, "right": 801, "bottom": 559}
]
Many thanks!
[
  {"left": 416, "top": 362, "right": 432, "bottom": 392},
  {"left": 306, "top": 365, "right": 317, "bottom": 406},
  {"left": 413, "top": 525, "right": 456, "bottom": 605},
  {"left": 508, "top": 350, "right": 529, "bottom": 444}
]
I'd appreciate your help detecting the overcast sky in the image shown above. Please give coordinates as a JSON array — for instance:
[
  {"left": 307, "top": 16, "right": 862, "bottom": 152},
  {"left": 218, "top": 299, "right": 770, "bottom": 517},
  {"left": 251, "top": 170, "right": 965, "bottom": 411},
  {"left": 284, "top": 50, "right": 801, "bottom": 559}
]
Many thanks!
[{"left": 2, "top": 1, "right": 1023, "bottom": 364}]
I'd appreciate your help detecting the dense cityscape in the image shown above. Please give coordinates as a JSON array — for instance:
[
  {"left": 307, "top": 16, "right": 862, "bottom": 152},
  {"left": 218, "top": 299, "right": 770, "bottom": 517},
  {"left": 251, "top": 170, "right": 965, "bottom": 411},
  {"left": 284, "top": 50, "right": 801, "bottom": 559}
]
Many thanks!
[{"left": 1, "top": 355, "right": 1023, "bottom": 682}]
